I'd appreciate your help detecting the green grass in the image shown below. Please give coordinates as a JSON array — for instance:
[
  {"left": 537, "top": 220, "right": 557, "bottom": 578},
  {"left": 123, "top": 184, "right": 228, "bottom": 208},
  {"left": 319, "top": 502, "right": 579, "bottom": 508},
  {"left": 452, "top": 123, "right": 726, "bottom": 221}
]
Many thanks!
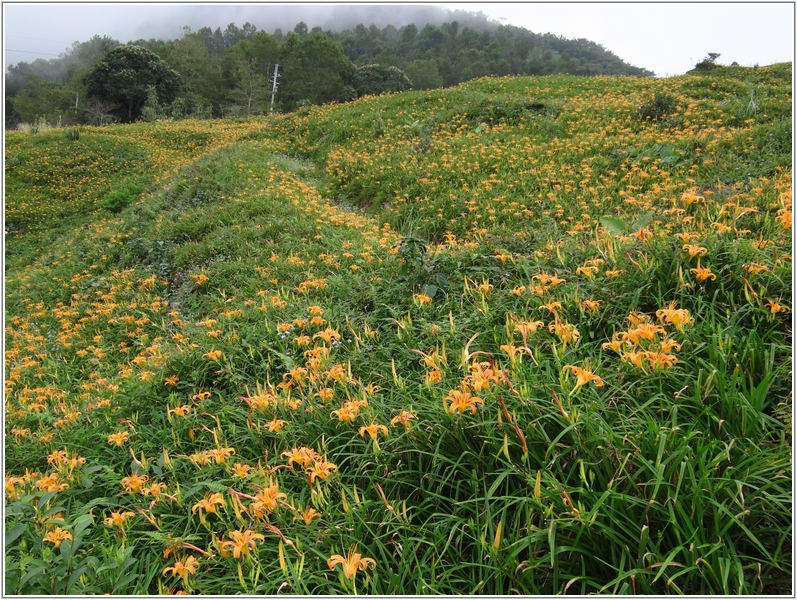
[{"left": 5, "top": 64, "right": 792, "bottom": 594}]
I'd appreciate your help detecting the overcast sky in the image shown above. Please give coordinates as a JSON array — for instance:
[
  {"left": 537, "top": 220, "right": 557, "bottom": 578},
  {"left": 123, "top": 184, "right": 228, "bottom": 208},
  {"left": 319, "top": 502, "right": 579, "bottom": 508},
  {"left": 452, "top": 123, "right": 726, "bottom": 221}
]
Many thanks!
[{"left": 3, "top": 2, "right": 795, "bottom": 77}]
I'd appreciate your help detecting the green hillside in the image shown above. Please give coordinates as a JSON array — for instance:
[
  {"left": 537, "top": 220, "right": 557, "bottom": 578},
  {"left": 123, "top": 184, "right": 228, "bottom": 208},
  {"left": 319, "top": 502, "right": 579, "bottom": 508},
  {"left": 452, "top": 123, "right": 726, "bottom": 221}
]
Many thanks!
[{"left": 5, "top": 64, "right": 792, "bottom": 594}]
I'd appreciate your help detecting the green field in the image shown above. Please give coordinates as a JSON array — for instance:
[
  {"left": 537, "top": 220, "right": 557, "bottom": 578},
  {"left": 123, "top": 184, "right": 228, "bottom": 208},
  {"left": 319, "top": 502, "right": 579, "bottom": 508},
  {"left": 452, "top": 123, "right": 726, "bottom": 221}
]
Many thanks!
[{"left": 5, "top": 64, "right": 792, "bottom": 594}]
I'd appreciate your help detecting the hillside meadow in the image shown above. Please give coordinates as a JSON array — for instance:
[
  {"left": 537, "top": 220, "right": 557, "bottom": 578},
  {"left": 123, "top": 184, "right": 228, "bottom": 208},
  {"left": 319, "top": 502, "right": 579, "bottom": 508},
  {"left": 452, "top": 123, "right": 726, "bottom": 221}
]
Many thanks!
[{"left": 4, "top": 64, "right": 792, "bottom": 594}]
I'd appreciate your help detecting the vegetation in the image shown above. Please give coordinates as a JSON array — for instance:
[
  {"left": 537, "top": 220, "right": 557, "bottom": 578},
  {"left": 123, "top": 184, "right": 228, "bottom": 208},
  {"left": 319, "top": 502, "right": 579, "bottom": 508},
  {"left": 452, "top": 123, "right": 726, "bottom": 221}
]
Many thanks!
[
  {"left": 351, "top": 64, "right": 412, "bottom": 98},
  {"left": 5, "top": 63, "right": 792, "bottom": 595},
  {"left": 5, "top": 14, "right": 652, "bottom": 127},
  {"left": 83, "top": 45, "right": 181, "bottom": 122}
]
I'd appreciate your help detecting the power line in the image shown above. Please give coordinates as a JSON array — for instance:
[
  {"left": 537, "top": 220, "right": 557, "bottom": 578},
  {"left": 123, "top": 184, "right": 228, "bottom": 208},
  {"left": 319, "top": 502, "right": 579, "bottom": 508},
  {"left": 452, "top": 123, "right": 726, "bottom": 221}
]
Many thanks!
[
  {"left": 6, "top": 49, "right": 61, "bottom": 56},
  {"left": 6, "top": 35, "right": 69, "bottom": 43}
]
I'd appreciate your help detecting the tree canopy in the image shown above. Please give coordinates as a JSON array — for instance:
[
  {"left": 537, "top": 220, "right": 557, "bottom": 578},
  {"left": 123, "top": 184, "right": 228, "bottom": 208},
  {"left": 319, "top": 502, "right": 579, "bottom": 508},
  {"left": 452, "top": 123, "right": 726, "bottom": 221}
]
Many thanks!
[
  {"left": 6, "top": 13, "right": 655, "bottom": 126},
  {"left": 351, "top": 64, "right": 412, "bottom": 97},
  {"left": 83, "top": 45, "right": 181, "bottom": 121}
]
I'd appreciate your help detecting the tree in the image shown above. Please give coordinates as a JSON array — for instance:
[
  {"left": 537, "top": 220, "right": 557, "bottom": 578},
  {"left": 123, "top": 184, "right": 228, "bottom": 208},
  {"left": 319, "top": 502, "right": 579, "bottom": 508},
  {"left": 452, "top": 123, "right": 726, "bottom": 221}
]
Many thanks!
[
  {"left": 221, "top": 33, "right": 279, "bottom": 115},
  {"left": 64, "top": 35, "right": 120, "bottom": 81},
  {"left": 228, "top": 58, "right": 268, "bottom": 116},
  {"left": 248, "top": 31, "right": 281, "bottom": 72},
  {"left": 196, "top": 26, "right": 225, "bottom": 57},
  {"left": 83, "top": 45, "right": 181, "bottom": 122},
  {"left": 81, "top": 96, "right": 120, "bottom": 126},
  {"left": 694, "top": 52, "right": 721, "bottom": 71},
  {"left": 139, "top": 86, "right": 165, "bottom": 122},
  {"left": 351, "top": 64, "right": 412, "bottom": 97},
  {"left": 418, "top": 24, "right": 447, "bottom": 54},
  {"left": 294, "top": 21, "right": 309, "bottom": 38},
  {"left": 160, "top": 34, "right": 224, "bottom": 113},
  {"left": 278, "top": 31, "right": 354, "bottom": 111},
  {"left": 404, "top": 59, "right": 443, "bottom": 89},
  {"left": 9, "top": 75, "right": 75, "bottom": 124}
]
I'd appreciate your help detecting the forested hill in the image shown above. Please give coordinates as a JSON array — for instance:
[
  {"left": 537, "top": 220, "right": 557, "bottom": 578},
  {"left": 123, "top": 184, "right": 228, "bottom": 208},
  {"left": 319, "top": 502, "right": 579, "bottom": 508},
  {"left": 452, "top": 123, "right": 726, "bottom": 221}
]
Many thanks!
[{"left": 5, "top": 14, "right": 652, "bottom": 127}]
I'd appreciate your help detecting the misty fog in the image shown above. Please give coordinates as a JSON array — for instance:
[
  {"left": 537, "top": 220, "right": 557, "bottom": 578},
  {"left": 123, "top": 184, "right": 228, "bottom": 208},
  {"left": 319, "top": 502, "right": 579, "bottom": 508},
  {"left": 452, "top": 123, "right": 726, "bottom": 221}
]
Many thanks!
[{"left": 128, "top": 5, "right": 493, "bottom": 44}]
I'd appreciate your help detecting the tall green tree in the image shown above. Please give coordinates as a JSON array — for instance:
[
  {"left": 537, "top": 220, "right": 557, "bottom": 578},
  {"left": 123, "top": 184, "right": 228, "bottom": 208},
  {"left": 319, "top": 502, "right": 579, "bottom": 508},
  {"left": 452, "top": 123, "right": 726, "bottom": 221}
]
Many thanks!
[
  {"left": 404, "top": 59, "right": 443, "bottom": 89},
  {"left": 83, "top": 45, "right": 181, "bottom": 122},
  {"left": 351, "top": 64, "right": 412, "bottom": 97},
  {"left": 196, "top": 26, "right": 225, "bottom": 57},
  {"left": 278, "top": 31, "right": 354, "bottom": 111},
  {"left": 8, "top": 75, "right": 75, "bottom": 124},
  {"left": 222, "top": 33, "right": 280, "bottom": 115},
  {"left": 160, "top": 33, "right": 224, "bottom": 114},
  {"left": 293, "top": 21, "right": 309, "bottom": 38}
]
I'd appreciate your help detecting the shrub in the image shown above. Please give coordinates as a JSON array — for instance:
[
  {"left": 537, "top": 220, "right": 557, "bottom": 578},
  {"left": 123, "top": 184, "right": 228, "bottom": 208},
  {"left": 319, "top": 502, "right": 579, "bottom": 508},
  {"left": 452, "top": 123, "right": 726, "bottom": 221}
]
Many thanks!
[
  {"left": 463, "top": 95, "right": 549, "bottom": 125},
  {"left": 694, "top": 52, "right": 722, "bottom": 71},
  {"left": 351, "top": 64, "right": 412, "bottom": 98},
  {"left": 99, "top": 182, "right": 146, "bottom": 213},
  {"left": 636, "top": 93, "right": 679, "bottom": 121}
]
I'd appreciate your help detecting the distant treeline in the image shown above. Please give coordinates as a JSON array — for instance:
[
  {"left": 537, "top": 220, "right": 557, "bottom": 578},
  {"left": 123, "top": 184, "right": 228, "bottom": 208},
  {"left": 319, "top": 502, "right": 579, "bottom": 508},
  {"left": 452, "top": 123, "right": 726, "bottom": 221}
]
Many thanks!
[{"left": 5, "top": 16, "right": 653, "bottom": 127}]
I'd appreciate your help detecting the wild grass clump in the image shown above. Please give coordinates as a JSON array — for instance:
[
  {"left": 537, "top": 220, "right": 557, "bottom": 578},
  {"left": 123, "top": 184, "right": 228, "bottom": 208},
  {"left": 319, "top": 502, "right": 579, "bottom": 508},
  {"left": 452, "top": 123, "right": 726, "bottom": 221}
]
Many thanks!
[{"left": 5, "top": 64, "right": 792, "bottom": 594}]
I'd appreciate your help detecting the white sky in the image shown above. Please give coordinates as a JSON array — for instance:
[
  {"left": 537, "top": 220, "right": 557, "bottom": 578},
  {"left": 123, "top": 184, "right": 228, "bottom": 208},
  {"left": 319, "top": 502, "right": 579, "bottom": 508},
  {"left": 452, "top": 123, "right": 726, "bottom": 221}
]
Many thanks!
[
  {"left": 3, "top": 2, "right": 795, "bottom": 77},
  {"left": 464, "top": 2, "right": 795, "bottom": 76}
]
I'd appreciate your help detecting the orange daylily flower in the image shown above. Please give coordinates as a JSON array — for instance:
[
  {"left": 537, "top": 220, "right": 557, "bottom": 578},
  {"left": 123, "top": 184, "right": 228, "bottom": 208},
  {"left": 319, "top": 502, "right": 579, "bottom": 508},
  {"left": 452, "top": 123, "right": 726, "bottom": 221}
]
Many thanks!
[
  {"left": 656, "top": 303, "right": 693, "bottom": 331},
  {"left": 358, "top": 421, "right": 388, "bottom": 440},
  {"left": 446, "top": 389, "right": 484, "bottom": 415},
  {"left": 104, "top": 510, "right": 135, "bottom": 528},
  {"left": 390, "top": 409, "right": 417, "bottom": 430},
  {"left": 162, "top": 555, "right": 199, "bottom": 586},
  {"left": 254, "top": 484, "right": 287, "bottom": 513},
  {"left": 766, "top": 299, "right": 790, "bottom": 314},
  {"left": 562, "top": 365, "right": 604, "bottom": 393},
  {"left": 690, "top": 265, "right": 717, "bottom": 282},
  {"left": 168, "top": 404, "right": 191, "bottom": 418},
  {"left": 266, "top": 418, "right": 288, "bottom": 432},
  {"left": 328, "top": 545, "right": 376, "bottom": 580},
  {"left": 203, "top": 349, "right": 223, "bottom": 361},
  {"left": 295, "top": 505, "right": 322, "bottom": 525},
  {"left": 107, "top": 431, "right": 130, "bottom": 446},
  {"left": 43, "top": 527, "right": 72, "bottom": 548},
  {"left": 644, "top": 351, "right": 679, "bottom": 370},
  {"left": 231, "top": 463, "right": 252, "bottom": 478},
  {"left": 192, "top": 492, "right": 225, "bottom": 525},
  {"left": 121, "top": 473, "right": 148, "bottom": 494},
  {"left": 307, "top": 459, "right": 338, "bottom": 483},
  {"left": 314, "top": 327, "right": 341, "bottom": 344},
  {"left": 413, "top": 292, "right": 432, "bottom": 306},
  {"left": 282, "top": 446, "right": 321, "bottom": 470},
  {"left": 220, "top": 529, "right": 265, "bottom": 560}
]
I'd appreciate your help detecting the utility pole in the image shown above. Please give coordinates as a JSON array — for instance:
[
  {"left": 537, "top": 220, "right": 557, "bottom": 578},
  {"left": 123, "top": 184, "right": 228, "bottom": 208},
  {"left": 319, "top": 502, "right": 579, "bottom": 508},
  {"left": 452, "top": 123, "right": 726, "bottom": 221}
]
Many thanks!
[{"left": 269, "top": 64, "right": 280, "bottom": 114}]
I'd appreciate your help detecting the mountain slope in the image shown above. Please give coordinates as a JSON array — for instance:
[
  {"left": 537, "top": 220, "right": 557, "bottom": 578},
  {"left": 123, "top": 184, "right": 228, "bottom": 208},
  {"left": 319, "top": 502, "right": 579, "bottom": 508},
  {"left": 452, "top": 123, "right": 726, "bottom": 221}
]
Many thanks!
[{"left": 5, "top": 65, "right": 792, "bottom": 595}]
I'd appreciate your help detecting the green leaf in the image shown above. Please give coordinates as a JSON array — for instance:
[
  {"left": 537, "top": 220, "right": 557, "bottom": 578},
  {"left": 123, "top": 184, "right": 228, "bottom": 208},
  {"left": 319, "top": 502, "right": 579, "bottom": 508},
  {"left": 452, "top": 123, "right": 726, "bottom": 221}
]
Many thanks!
[
  {"left": 600, "top": 216, "right": 628, "bottom": 236},
  {"left": 65, "top": 565, "right": 89, "bottom": 593},
  {"left": 72, "top": 513, "right": 95, "bottom": 539},
  {"left": 263, "top": 344, "right": 294, "bottom": 369},
  {"left": 422, "top": 284, "right": 438, "bottom": 298},
  {"left": 41, "top": 505, "right": 66, "bottom": 517},
  {"left": 632, "top": 211, "right": 654, "bottom": 230},
  {"left": 5, "top": 523, "right": 28, "bottom": 547},
  {"left": 37, "top": 491, "right": 58, "bottom": 509},
  {"left": 113, "top": 572, "right": 141, "bottom": 594},
  {"left": 19, "top": 564, "right": 48, "bottom": 589}
]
